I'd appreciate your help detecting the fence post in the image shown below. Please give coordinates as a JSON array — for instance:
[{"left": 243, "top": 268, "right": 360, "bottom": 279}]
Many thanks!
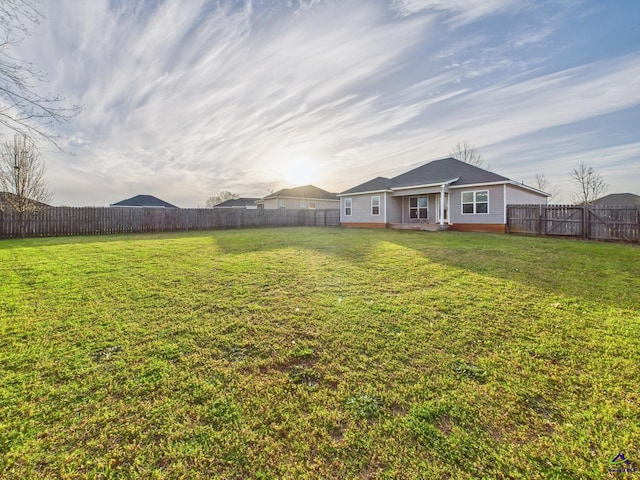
[
  {"left": 583, "top": 205, "right": 589, "bottom": 239},
  {"left": 538, "top": 204, "right": 543, "bottom": 236}
]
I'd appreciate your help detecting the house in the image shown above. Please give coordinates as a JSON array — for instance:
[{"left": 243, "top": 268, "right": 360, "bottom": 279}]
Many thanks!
[
  {"left": 213, "top": 197, "right": 260, "bottom": 209},
  {"left": 256, "top": 185, "right": 339, "bottom": 210},
  {"left": 338, "top": 157, "right": 548, "bottom": 232},
  {"left": 0, "top": 191, "right": 51, "bottom": 210},
  {"left": 593, "top": 193, "right": 640, "bottom": 206},
  {"left": 110, "top": 194, "right": 178, "bottom": 208}
]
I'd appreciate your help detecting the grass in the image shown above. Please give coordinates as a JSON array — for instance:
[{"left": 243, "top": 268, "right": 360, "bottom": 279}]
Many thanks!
[{"left": 1, "top": 227, "right": 639, "bottom": 479}]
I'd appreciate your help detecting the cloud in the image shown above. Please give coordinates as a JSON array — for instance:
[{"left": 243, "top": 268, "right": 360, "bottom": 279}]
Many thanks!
[
  {"left": 11, "top": 0, "right": 640, "bottom": 206},
  {"left": 390, "top": 0, "right": 522, "bottom": 25},
  {"left": 24, "top": 0, "right": 439, "bottom": 204},
  {"left": 445, "top": 53, "right": 640, "bottom": 141}
]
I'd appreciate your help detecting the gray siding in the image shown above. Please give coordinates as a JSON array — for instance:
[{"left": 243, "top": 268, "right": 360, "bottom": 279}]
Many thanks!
[
  {"left": 386, "top": 194, "right": 403, "bottom": 223},
  {"left": 450, "top": 185, "right": 505, "bottom": 224},
  {"left": 505, "top": 185, "right": 548, "bottom": 205},
  {"left": 341, "top": 193, "right": 387, "bottom": 224}
]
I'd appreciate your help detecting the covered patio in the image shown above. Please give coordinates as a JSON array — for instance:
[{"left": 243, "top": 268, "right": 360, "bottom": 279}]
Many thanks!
[{"left": 388, "top": 180, "right": 454, "bottom": 230}]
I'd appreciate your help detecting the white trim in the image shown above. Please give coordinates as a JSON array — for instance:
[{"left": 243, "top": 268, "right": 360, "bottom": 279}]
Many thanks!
[
  {"left": 450, "top": 180, "right": 550, "bottom": 196},
  {"left": 371, "top": 195, "right": 381, "bottom": 216},
  {"left": 340, "top": 179, "right": 549, "bottom": 198},
  {"left": 343, "top": 198, "right": 352, "bottom": 217},
  {"left": 439, "top": 185, "right": 445, "bottom": 226},
  {"left": 461, "top": 189, "right": 490, "bottom": 215},
  {"left": 408, "top": 195, "right": 428, "bottom": 220},
  {"left": 506, "top": 181, "right": 551, "bottom": 196},
  {"left": 503, "top": 184, "right": 507, "bottom": 224},
  {"left": 337, "top": 189, "right": 391, "bottom": 197},
  {"left": 383, "top": 192, "right": 387, "bottom": 224},
  {"left": 391, "top": 178, "right": 458, "bottom": 192}
]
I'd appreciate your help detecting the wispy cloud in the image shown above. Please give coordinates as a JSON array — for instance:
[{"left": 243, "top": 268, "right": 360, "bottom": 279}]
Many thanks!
[
  {"left": 390, "top": 0, "right": 522, "bottom": 25},
  {"left": 10, "top": 0, "right": 640, "bottom": 205}
]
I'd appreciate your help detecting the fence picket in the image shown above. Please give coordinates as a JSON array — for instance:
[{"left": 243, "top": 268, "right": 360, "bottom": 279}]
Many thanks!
[
  {"left": 507, "top": 204, "right": 639, "bottom": 243},
  {"left": 0, "top": 208, "right": 341, "bottom": 239}
]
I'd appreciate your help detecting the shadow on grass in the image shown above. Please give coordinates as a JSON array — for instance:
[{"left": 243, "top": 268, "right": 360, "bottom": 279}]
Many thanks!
[
  {"left": 2, "top": 226, "right": 638, "bottom": 310},
  {"left": 211, "top": 227, "right": 640, "bottom": 310}
]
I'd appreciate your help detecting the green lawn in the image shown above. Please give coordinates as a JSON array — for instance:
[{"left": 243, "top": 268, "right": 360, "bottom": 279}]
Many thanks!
[{"left": 1, "top": 228, "right": 639, "bottom": 479}]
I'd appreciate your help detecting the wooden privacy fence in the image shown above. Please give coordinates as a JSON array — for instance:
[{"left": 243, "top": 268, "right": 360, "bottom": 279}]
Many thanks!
[
  {"left": 507, "top": 204, "right": 640, "bottom": 243},
  {"left": 0, "top": 207, "right": 341, "bottom": 239}
]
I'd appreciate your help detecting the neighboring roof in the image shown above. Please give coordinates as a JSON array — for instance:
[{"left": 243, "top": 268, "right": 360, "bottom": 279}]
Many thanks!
[
  {"left": 339, "top": 157, "right": 541, "bottom": 195},
  {"left": 340, "top": 177, "right": 394, "bottom": 195},
  {"left": 0, "top": 191, "right": 51, "bottom": 209},
  {"left": 110, "top": 194, "right": 178, "bottom": 208},
  {"left": 258, "top": 185, "right": 338, "bottom": 201},
  {"left": 593, "top": 193, "right": 640, "bottom": 206},
  {"left": 213, "top": 197, "right": 260, "bottom": 208}
]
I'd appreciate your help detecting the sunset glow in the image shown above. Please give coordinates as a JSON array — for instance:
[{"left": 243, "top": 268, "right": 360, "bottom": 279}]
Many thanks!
[{"left": 282, "top": 157, "right": 317, "bottom": 186}]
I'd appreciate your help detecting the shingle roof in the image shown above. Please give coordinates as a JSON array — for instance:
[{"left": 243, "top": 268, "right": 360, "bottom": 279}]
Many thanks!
[
  {"left": 0, "top": 191, "right": 51, "bottom": 209},
  {"left": 110, "top": 194, "right": 178, "bottom": 208},
  {"left": 340, "top": 177, "right": 393, "bottom": 195},
  {"left": 340, "top": 157, "right": 512, "bottom": 194},
  {"left": 213, "top": 197, "right": 260, "bottom": 207},
  {"left": 593, "top": 193, "right": 640, "bottom": 206},
  {"left": 391, "top": 157, "right": 509, "bottom": 188},
  {"left": 261, "top": 185, "right": 338, "bottom": 201}
]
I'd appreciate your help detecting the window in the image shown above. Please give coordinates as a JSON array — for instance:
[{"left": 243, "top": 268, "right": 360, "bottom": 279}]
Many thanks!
[
  {"left": 344, "top": 198, "right": 352, "bottom": 216},
  {"left": 462, "top": 190, "right": 489, "bottom": 214},
  {"left": 308, "top": 201, "right": 316, "bottom": 209},
  {"left": 299, "top": 200, "right": 307, "bottom": 209},
  {"left": 409, "top": 196, "right": 428, "bottom": 219},
  {"left": 278, "top": 199, "right": 286, "bottom": 209},
  {"left": 371, "top": 196, "right": 380, "bottom": 216}
]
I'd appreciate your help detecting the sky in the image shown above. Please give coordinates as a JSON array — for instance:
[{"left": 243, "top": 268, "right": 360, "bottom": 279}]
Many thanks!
[{"left": 9, "top": 0, "right": 640, "bottom": 206}]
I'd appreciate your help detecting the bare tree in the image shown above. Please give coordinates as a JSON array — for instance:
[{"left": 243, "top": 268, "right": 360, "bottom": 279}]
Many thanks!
[
  {"left": 570, "top": 162, "right": 607, "bottom": 205},
  {"left": 0, "top": 133, "right": 52, "bottom": 236},
  {"left": 205, "top": 190, "right": 240, "bottom": 207},
  {"left": 533, "top": 173, "right": 558, "bottom": 201},
  {"left": 1, "top": 0, "right": 81, "bottom": 147},
  {"left": 450, "top": 141, "right": 484, "bottom": 167}
]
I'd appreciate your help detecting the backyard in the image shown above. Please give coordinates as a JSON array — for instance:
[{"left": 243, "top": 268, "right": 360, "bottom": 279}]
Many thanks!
[{"left": 1, "top": 227, "right": 639, "bottom": 479}]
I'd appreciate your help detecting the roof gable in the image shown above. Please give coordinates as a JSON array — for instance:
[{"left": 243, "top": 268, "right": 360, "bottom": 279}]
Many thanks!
[
  {"left": 261, "top": 185, "right": 338, "bottom": 201},
  {"left": 391, "top": 157, "right": 509, "bottom": 188},
  {"left": 340, "top": 157, "right": 514, "bottom": 195},
  {"left": 214, "top": 198, "right": 260, "bottom": 207},
  {"left": 0, "top": 191, "right": 51, "bottom": 208},
  {"left": 340, "top": 177, "right": 393, "bottom": 195},
  {"left": 593, "top": 193, "right": 640, "bottom": 206},
  {"left": 111, "top": 194, "right": 178, "bottom": 208}
]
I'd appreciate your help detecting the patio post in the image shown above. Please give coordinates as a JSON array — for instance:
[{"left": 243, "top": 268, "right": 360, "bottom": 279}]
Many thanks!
[{"left": 440, "top": 184, "right": 445, "bottom": 226}]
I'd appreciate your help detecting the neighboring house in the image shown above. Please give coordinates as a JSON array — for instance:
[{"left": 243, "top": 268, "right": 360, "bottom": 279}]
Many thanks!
[
  {"left": 256, "top": 185, "right": 339, "bottom": 210},
  {"left": 592, "top": 193, "right": 640, "bottom": 206},
  {"left": 110, "top": 194, "right": 178, "bottom": 208},
  {"left": 0, "top": 191, "right": 51, "bottom": 210},
  {"left": 338, "top": 157, "right": 549, "bottom": 232},
  {"left": 213, "top": 198, "right": 260, "bottom": 209}
]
